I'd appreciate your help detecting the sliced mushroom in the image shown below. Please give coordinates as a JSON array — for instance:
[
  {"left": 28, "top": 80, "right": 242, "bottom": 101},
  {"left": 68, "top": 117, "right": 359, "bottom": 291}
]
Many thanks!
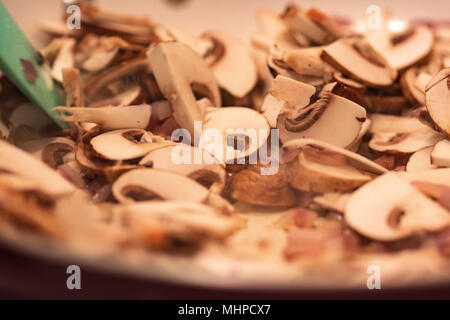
[
  {"left": 230, "top": 163, "right": 296, "bottom": 207},
  {"left": 260, "top": 94, "right": 285, "bottom": 128},
  {"left": 18, "top": 137, "right": 76, "bottom": 169},
  {"left": 431, "top": 139, "right": 450, "bottom": 167},
  {"left": 269, "top": 75, "right": 316, "bottom": 110},
  {"left": 369, "top": 113, "right": 429, "bottom": 135},
  {"left": 406, "top": 147, "right": 436, "bottom": 172},
  {"left": 201, "top": 31, "right": 258, "bottom": 98},
  {"left": 313, "top": 192, "right": 351, "bottom": 213},
  {"left": 256, "top": 9, "right": 300, "bottom": 50},
  {"left": 62, "top": 68, "right": 84, "bottom": 107},
  {"left": 112, "top": 169, "right": 209, "bottom": 204},
  {"left": 88, "top": 85, "right": 144, "bottom": 107},
  {"left": 400, "top": 67, "right": 426, "bottom": 105},
  {"left": 321, "top": 39, "right": 396, "bottom": 87},
  {"left": 148, "top": 42, "right": 221, "bottom": 136},
  {"left": 0, "top": 140, "right": 75, "bottom": 196},
  {"left": 345, "top": 173, "right": 450, "bottom": 241},
  {"left": 284, "top": 47, "right": 325, "bottom": 76},
  {"left": 51, "top": 38, "right": 76, "bottom": 82},
  {"left": 116, "top": 201, "right": 237, "bottom": 251},
  {"left": 425, "top": 68, "right": 450, "bottom": 137},
  {"left": 369, "top": 128, "right": 445, "bottom": 154},
  {"left": 367, "top": 26, "right": 434, "bottom": 70},
  {"left": 139, "top": 144, "right": 225, "bottom": 187},
  {"left": 200, "top": 107, "right": 269, "bottom": 164},
  {"left": 365, "top": 95, "right": 410, "bottom": 114},
  {"left": 282, "top": 5, "right": 331, "bottom": 45},
  {"left": 89, "top": 129, "right": 174, "bottom": 161},
  {"left": 281, "top": 139, "right": 386, "bottom": 193},
  {"left": 277, "top": 90, "right": 367, "bottom": 148},
  {"left": 54, "top": 104, "right": 152, "bottom": 131}
]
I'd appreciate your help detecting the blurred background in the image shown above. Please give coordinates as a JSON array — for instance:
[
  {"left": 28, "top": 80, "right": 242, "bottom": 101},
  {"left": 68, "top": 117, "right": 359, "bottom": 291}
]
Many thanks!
[{"left": 3, "top": 0, "right": 450, "bottom": 47}]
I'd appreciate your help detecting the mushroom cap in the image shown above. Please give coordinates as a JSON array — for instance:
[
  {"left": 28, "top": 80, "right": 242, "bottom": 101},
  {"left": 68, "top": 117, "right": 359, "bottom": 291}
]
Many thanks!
[
  {"left": 321, "top": 39, "right": 396, "bottom": 87},
  {"left": 200, "top": 107, "right": 270, "bottom": 164},
  {"left": 345, "top": 173, "right": 450, "bottom": 241},
  {"left": 148, "top": 42, "right": 221, "bottom": 136},
  {"left": 425, "top": 68, "right": 450, "bottom": 137},
  {"left": 202, "top": 30, "right": 258, "bottom": 98},
  {"left": 112, "top": 168, "right": 209, "bottom": 204}
]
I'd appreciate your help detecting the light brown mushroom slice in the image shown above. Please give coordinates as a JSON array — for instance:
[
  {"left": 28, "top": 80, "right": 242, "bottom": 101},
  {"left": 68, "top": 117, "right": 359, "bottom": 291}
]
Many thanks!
[
  {"left": 0, "top": 140, "right": 75, "bottom": 196},
  {"left": 18, "top": 137, "right": 76, "bottom": 169},
  {"left": 148, "top": 42, "right": 221, "bottom": 136},
  {"left": 230, "top": 163, "right": 296, "bottom": 207},
  {"left": 277, "top": 91, "right": 367, "bottom": 148},
  {"left": 400, "top": 67, "right": 426, "bottom": 105},
  {"left": 425, "top": 68, "right": 450, "bottom": 137},
  {"left": 284, "top": 47, "right": 325, "bottom": 77},
  {"left": 282, "top": 6, "right": 330, "bottom": 44},
  {"left": 269, "top": 75, "right": 316, "bottom": 110},
  {"left": 431, "top": 139, "right": 450, "bottom": 167},
  {"left": 51, "top": 38, "right": 76, "bottom": 82},
  {"left": 82, "top": 47, "right": 119, "bottom": 73},
  {"left": 369, "top": 128, "right": 445, "bottom": 154},
  {"left": 345, "top": 173, "right": 450, "bottom": 241},
  {"left": 313, "top": 192, "right": 351, "bottom": 213},
  {"left": 202, "top": 31, "right": 258, "bottom": 98},
  {"left": 345, "top": 118, "right": 371, "bottom": 152},
  {"left": 256, "top": 9, "right": 300, "bottom": 50},
  {"left": 90, "top": 129, "right": 174, "bottom": 161},
  {"left": 406, "top": 147, "right": 436, "bottom": 172},
  {"left": 368, "top": 26, "right": 434, "bottom": 70},
  {"left": 62, "top": 68, "right": 84, "bottom": 107},
  {"left": 112, "top": 169, "right": 209, "bottom": 204},
  {"left": 139, "top": 144, "right": 225, "bottom": 186},
  {"left": 282, "top": 138, "right": 386, "bottom": 193},
  {"left": 54, "top": 104, "right": 152, "bottom": 131},
  {"left": 267, "top": 54, "right": 325, "bottom": 86},
  {"left": 88, "top": 85, "right": 143, "bottom": 107},
  {"left": 321, "top": 39, "right": 396, "bottom": 87},
  {"left": 200, "top": 107, "right": 270, "bottom": 164},
  {"left": 260, "top": 94, "right": 285, "bottom": 128},
  {"left": 84, "top": 58, "right": 149, "bottom": 101},
  {"left": 397, "top": 168, "right": 450, "bottom": 188},
  {"left": 116, "top": 201, "right": 237, "bottom": 250},
  {"left": 369, "top": 114, "right": 428, "bottom": 135},
  {"left": 414, "top": 71, "right": 432, "bottom": 93}
]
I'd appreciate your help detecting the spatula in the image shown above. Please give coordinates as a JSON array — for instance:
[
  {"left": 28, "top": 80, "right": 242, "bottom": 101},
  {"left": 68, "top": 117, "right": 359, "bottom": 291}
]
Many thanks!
[{"left": 0, "top": 2, "right": 68, "bottom": 129}]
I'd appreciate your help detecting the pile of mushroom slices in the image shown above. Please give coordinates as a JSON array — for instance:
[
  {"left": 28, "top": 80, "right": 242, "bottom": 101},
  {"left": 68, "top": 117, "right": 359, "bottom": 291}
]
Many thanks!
[{"left": 0, "top": 2, "right": 449, "bottom": 264}]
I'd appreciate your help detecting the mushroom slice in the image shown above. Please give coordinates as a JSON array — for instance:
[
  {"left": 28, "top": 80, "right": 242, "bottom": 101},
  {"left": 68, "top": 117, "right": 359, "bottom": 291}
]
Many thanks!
[
  {"left": 277, "top": 90, "right": 367, "bottom": 148},
  {"left": 90, "top": 129, "right": 174, "bottom": 161},
  {"left": 398, "top": 168, "right": 450, "bottom": 188},
  {"left": 112, "top": 169, "right": 209, "bottom": 204},
  {"left": 116, "top": 201, "right": 237, "bottom": 250},
  {"left": 406, "top": 147, "right": 436, "bottom": 172},
  {"left": 230, "top": 163, "right": 296, "bottom": 207},
  {"left": 267, "top": 54, "right": 325, "bottom": 86},
  {"left": 369, "top": 128, "right": 445, "bottom": 154},
  {"left": 260, "top": 94, "right": 285, "bottom": 128},
  {"left": 62, "top": 68, "right": 84, "bottom": 107},
  {"left": 88, "top": 85, "right": 143, "bottom": 107},
  {"left": 148, "top": 42, "right": 221, "bottom": 136},
  {"left": 368, "top": 26, "right": 434, "bottom": 70},
  {"left": 400, "top": 67, "right": 426, "bottom": 105},
  {"left": 200, "top": 107, "right": 269, "bottom": 164},
  {"left": 345, "top": 173, "right": 450, "bottom": 241},
  {"left": 0, "top": 140, "right": 75, "bottom": 196},
  {"left": 269, "top": 75, "right": 316, "bottom": 110},
  {"left": 54, "top": 104, "right": 152, "bottom": 131},
  {"left": 425, "top": 68, "right": 450, "bottom": 137},
  {"left": 0, "top": 175, "right": 62, "bottom": 237},
  {"left": 84, "top": 58, "right": 149, "bottom": 101},
  {"left": 284, "top": 47, "right": 325, "bottom": 77},
  {"left": 369, "top": 114, "right": 430, "bottom": 135},
  {"left": 19, "top": 137, "right": 76, "bottom": 169},
  {"left": 256, "top": 9, "right": 300, "bottom": 50},
  {"left": 313, "top": 192, "right": 351, "bottom": 213},
  {"left": 282, "top": 139, "right": 386, "bottom": 193},
  {"left": 431, "top": 139, "right": 450, "bottom": 167},
  {"left": 139, "top": 144, "right": 225, "bottom": 186},
  {"left": 321, "top": 39, "right": 396, "bottom": 87},
  {"left": 201, "top": 31, "right": 258, "bottom": 98},
  {"left": 51, "top": 38, "right": 76, "bottom": 82},
  {"left": 345, "top": 118, "right": 371, "bottom": 152},
  {"left": 281, "top": 5, "right": 330, "bottom": 44}
]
